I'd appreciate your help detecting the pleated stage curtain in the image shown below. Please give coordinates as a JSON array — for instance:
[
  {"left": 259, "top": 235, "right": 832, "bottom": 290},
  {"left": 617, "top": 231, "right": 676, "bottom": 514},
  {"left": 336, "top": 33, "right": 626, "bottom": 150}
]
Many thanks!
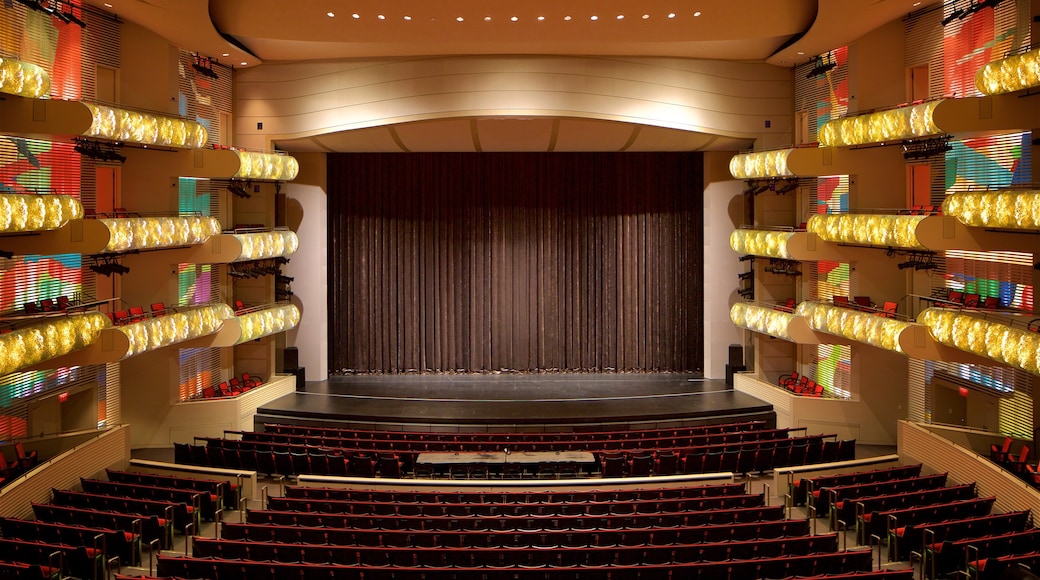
[{"left": 328, "top": 152, "right": 703, "bottom": 373}]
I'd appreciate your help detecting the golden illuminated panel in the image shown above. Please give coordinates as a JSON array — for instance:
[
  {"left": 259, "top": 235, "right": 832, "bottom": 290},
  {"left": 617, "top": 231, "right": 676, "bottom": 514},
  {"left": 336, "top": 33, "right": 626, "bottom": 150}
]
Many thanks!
[
  {"left": 918, "top": 308, "right": 1040, "bottom": 375},
  {"left": 728, "top": 149, "right": 795, "bottom": 179},
  {"left": 0, "top": 313, "right": 109, "bottom": 376},
  {"left": 976, "top": 47, "right": 1040, "bottom": 95},
  {"left": 232, "top": 230, "right": 300, "bottom": 262},
  {"left": 0, "top": 57, "right": 50, "bottom": 98},
  {"left": 234, "top": 150, "right": 300, "bottom": 181},
  {"left": 0, "top": 194, "right": 83, "bottom": 233},
  {"left": 235, "top": 304, "right": 301, "bottom": 344},
  {"left": 115, "top": 304, "right": 234, "bottom": 359},
  {"left": 942, "top": 191, "right": 1040, "bottom": 230},
  {"left": 83, "top": 103, "right": 208, "bottom": 149},
  {"left": 806, "top": 214, "right": 928, "bottom": 250},
  {"left": 795, "top": 301, "right": 910, "bottom": 353},
  {"left": 729, "top": 229, "right": 794, "bottom": 259},
  {"left": 99, "top": 216, "right": 221, "bottom": 253},
  {"left": 818, "top": 101, "right": 942, "bottom": 147},
  {"left": 730, "top": 303, "right": 793, "bottom": 341}
]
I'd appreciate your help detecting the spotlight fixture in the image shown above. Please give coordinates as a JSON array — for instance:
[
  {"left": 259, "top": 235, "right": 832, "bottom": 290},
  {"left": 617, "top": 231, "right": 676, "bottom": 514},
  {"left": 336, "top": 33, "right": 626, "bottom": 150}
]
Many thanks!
[
  {"left": 806, "top": 54, "right": 837, "bottom": 79},
  {"left": 14, "top": 0, "right": 86, "bottom": 27},
  {"left": 191, "top": 54, "right": 219, "bottom": 80},
  {"left": 88, "top": 255, "right": 130, "bottom": 276},
  {"left": 737, "top": 287, "right": 755, "bottom": 299},
  {"left": 764, "top": 258, "right": 801, "bottom": 277},
  {"left": 227, "top": 181, "right": 251, "bottom": 199},
  {"left": 902, "top": 136, "right": 952, "bottom": 160},
  {"left": 0, "top": 250, "right": 13, "bottom": 259},
  {"left": 941, "top": 0, "right": 966, "bottom": 25},
  {"left": 894, "top": 251, "right": 939, "bottom": 271},
  {"left": 73, "top": 138, "right": 126, "bottom": 163}
]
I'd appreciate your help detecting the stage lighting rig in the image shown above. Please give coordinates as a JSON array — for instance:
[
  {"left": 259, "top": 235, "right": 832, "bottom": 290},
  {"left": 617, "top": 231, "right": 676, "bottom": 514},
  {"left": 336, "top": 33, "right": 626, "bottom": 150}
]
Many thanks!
[
  {"left": 0, "top": 250, "right": 13, "bottom": 259},
  {"left": 191, "top": 54, "right": 219, "bottom": 80},
  {"left": 88, "top": 254, "right": 130, "bottom": 276},
  {"left": 941, "top": 0, "right": 966, "bottom": 25},
  {"left": 806, "top": 54, "right": 837, "bottom": 79},
  {"left": 73, "top": 138, "right": 126, "bottom": 163},
  {"left": 227, "top": 181, "right": 251, "bottom": 199},
  {"left": 15, "top": 0, "right": 86, "bottom": 27},
  {"left": 764, "top": 258, "right": 801, "bottom": 277},
  {"left": 902, "top": 136, "right": 952, "bottom": 160}
]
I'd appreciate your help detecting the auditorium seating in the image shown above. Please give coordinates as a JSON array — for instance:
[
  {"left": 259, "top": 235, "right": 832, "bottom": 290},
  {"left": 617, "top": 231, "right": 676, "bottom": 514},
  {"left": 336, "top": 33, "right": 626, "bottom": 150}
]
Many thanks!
[
  {"left": 876, "top": 497, "right": 997, "bottom": 560},
  {"left": 791, "top": 463, "right": 922, "bottom": 507},
  {"left": 905, "top": 510, "right": 1032, "bottom": 576},
  {"left": 822, "top": 472, "right": 949, "bottom": 524}
]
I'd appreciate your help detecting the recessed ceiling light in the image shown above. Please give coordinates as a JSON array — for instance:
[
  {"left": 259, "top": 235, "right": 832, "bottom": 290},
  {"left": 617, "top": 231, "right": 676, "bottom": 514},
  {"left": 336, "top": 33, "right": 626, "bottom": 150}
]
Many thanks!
[
  {"left": 616, "top": 14, "right": 624, "bottom": 20},
  {"left": 913, "top": 1, "right": 921, "bottom": 5},
  {"left": 667, "top": 13, "right": 676, "bottom": 19},
  {"left": 104, "top": 2, "right": 112, "bottom": 6},
  {"left": 377, "top": 14, "right": 385, "bottom": 19},
  {"left": 537, "top": 15, "right": 544, "bottom": 21},
  {"left": 326, "top": 11, "right": 334, "bottom": 17},
  {"left": 797, "top": 51, "right": 804, "bottom": 55},
  {"left": 511, "top": 16, "right": 518, "bottom": 21},
  {"left": 484, "top": 16, "right": 491, "bottom": 21},
  {"left": 240, "top": 61, "right": 247, "bottom": 66},
  {"left": 590, "top": 15, "right": 598, "bottom": 20},
  {"left": 222, "top": 53, "right": 230, "bottom": 57},
  {"left": 352, "top": 13, "right": 359, "bottom": 18},
  {"left": 403, "top": 15, "right": 411, "bottom": 20},
  {"left": 564, "top": 15, "right": 571, "bottom": 21},
  {"left": 694, "top": 11, "right": 702, "bottom": 17},
  {"left": 642, "top": 14, "right": 650, "bottom": 19},
  {"left": 456, "top": 16, "right": 464, "bottom": 21}
]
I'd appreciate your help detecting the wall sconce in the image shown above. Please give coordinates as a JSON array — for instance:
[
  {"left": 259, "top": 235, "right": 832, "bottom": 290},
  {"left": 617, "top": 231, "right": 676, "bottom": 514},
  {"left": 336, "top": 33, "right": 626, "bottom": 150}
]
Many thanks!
[
  {"left": 0, "top": 194, "right": 83, "bottom": 233},
  {"left": 806, "top": 213, "right": 929, "bottom": 250},
  {"left": 942, "top": 190, "right": 1040, "bottom": 229},
  {"left": 818, "top": 101, "right": 943, "bottom": 147},
  {"left": 82, "top": 103, "right": 209, "bottom": 149},
  {"left": 0, "top": 56, "right": 51, "bottom": 98},
  {"left": 234, "top": 150, "right": 300, "bottom": 181},
  {"left": 729, "top": 229, "right": 795, "bottom": 259}
]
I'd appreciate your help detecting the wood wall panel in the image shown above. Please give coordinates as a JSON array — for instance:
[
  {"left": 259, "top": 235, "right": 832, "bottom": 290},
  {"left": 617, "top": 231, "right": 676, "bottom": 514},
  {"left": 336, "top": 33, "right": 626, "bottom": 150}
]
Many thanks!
[{"left": 328, "top": 152, "right": 703, "bottom": 373}]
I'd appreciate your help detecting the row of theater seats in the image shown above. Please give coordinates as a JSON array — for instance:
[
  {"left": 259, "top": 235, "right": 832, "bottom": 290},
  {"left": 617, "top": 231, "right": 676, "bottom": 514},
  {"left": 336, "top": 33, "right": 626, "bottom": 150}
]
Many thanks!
[
  {"left": 0, "top": 469, "right": 237, "bottom": 579},
  {"left": 175, "top": 432, "right": 854, "bottom": 478},
  {"left": 777, "top": 372, "right": 825, "bottom": 397},
  {"left": 21, "top": 295, "right": 72, "bottom": 315},
  {"left": 789, "top": 461, "right": 1038, "bottom": 580},
  {"left": 989, "top": 436, "right": 1040, "bottom": 488},
  {"left": 260, "top": 419, "right": 772, "bottom": 445},
  {"left": 193, "top": 373, "right": 264, "bottom": 400},
  {"left": 0, "top": 442, "right": 37, "bottom": 487},
  {"left": 241, "top": 425, "right": 797, "bottom": 453}
]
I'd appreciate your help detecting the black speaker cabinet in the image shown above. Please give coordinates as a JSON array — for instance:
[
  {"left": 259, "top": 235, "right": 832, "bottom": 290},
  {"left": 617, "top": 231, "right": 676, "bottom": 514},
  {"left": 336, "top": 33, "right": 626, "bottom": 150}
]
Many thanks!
[
  {"left": 284, "top": 346, "right": 300, "bottom": 371},
  {"left": 728, "top": 344, "right": 744, "bottom": 368}
]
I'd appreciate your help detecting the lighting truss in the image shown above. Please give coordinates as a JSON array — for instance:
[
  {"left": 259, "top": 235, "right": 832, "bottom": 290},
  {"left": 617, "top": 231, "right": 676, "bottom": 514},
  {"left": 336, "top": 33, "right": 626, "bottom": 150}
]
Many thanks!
[
  {"left": 806, "top": 54, "right": 837, "bottom": 79},
  {"left": 764, "top": 258, "right": 801, "bottom": 277},
  {"left": 894, "top": 251, "right": 939, "bottom": 271},
  {"left": 14, "top": 0, "right": 86, "bottom": 27},
  {"left": 227, "top": 181, "right": 252, "bottom": 199},
  {"left": 73, "top": 138, "right": 126, "bottom": 163},
  {"left": 88, "top": 254, "right": 130, "bottom": 276},
  {"left": 902, "top": 136, "right": 952, "bottom": 160},
  {"left": 191, "top": 54, "right": 219, "bottom": 80}
]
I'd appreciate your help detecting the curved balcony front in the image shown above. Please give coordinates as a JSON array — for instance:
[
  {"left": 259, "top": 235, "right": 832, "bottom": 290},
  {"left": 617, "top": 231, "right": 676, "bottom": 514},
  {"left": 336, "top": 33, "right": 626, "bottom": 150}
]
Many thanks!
[
  {"left": 806, "top": 214, "right": 929, "bottom": 250},
  {"left": 729, "top": 146, "right": 905, "bottom": 179},
  {"left": 0, "top": 194, "right": 83, "bottom": 233},
  {"left": 795, "top": 301, "right": 912, "bottom": 354},
  {"left": 942, "top": 191, "right": 1040, "bottom": 231},
  {"left": 82, "top": 103, "right": 208, "bottom": 149},
  {"left": 976, "top": 46, "right": 1040, "bottom": 95},
  {"left": 819, "top": 101, "right": 943, "bottom": 147},
  {"left": 0, "top": 57, "right": 50, "bottom": 98},
  {"left": 915, "top": 308, "right": 1040, "bottom": 376},
  {"left": 730, "top": 227, "right": 867, "bottom": 261},
  {"left": 730, "top": 302, "right": 853, "bottom": 345},
  {"left": 234, "top": 303, "right": 301, "bottom": 344},
  {"left": 0, "top": 313, "right": 109, "bottom": 376},
  {"left": 163, "top": 228, "right": 301, "bottom": 264},
  {"left": 0, "top": 215, "right": 223, "bottom": 256},
  {"left": 233, "top": 150, "right": 300, "bottom": 181}
]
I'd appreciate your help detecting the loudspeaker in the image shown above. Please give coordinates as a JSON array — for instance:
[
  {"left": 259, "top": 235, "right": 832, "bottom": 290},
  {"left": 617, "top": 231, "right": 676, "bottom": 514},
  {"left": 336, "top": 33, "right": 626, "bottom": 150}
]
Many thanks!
[
  {"left": 293, "top": 367, "right": 306, "bottom": 391},
  {"left": 283, "top": 347, "right": 299, "bottom": 371},
  {"left": 725, "top": 364, "right": 747, "bottom": 387},
  {"left": 728, "top": 344, "right": 744, "bottom": 368}
]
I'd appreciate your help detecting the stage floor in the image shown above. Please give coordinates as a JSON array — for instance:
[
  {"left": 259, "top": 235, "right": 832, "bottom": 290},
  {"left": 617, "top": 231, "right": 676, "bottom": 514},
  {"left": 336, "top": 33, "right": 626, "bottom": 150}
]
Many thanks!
[{"left": 255, "top": 373, "right": 774, "bottom": 430}]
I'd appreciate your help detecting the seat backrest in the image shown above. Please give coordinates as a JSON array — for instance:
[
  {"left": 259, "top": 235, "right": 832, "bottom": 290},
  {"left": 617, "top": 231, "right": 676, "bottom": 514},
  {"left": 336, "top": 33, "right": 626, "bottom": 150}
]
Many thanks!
[
  {"left": 40, "top": 298, "right": 55, "bottom": 311},
  {"left": 56, "top": 296, "right": 70, "bottom": 310},
  {"left": 964, "top": 293, "right": 980, "bottom": 307},
  {"left": 833, "top": 295, "right": 850, "bottom": 306},
  {"left": 24, "top": 302, "right": 38, "bottom": 313},
  {"left": 948, "top": 290, "right": 964, "bottom": 303},
  {"left": 983, "top": 296, "right": 999, "bottom": 309},
  {"left": 114, "top": 310, "right": 129, "bottom": 324},
  {"left": 853, "top": 296, "right": 872, "bottom": 308},
  {"left": 150, "top": 303, "right": 166, "bottom": 316}
]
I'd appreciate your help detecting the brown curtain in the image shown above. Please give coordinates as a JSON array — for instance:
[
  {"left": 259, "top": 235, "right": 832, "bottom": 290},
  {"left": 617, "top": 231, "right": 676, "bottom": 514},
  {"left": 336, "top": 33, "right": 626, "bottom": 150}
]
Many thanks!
[{"left": 328, "top": 152, "right": 704, "bottom": 373}]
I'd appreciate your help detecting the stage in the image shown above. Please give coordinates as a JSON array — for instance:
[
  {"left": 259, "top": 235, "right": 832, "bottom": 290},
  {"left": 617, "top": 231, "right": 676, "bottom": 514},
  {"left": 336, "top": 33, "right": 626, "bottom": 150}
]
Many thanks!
[{"left": 254, "top": 373, "right": 774, "bottom": 431}]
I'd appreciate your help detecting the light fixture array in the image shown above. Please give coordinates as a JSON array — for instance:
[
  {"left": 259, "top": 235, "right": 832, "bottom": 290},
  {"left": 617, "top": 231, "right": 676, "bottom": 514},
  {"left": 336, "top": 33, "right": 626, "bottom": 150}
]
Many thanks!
[
  {"left": 729, "top": 302, "right": 793, "bottom": 341},
  {"left": 116, "top": 303, "right": 234, "bottom": 359},
  {"left": 806, "top": 214, "right": 929, "bottom": 250},
  {"left": 327, "top": 10, "right": 705, "bottom": 22},
  {"left": 728, "top": 229, "right": 794, "bottom": 260},
  {"left": 98, "top": 216, "right": 222, "bottom": 253},
  {"left": 818, "top": 101, "right": 942, "bottom": 147},
  {"left": 231, "top": 230, "right": 300, "bottom": 262},
  {"left": 976, "top": 46, "right": 1040, "bottom": 95},
  {"left": 0, "top": 194, "right": 83, "bottom": 233},
  {"left": 918, "top": 308, "right": 1040, "bottom": 375},
  {"left": 0, "top": 56, "right": 50, "bottom": 98},
  {"left": 83, "top": 103, "right": 209, "bottom": 149},
  {"left": 941, "top": 190, "right": 1040, "bottom": 229},
  {"left": 235, "top": 303, "right": 301, "bottom": 344},
  {"left": 233, "top": 150, "right": 301, "bottom": 181},
  {"left": 796, "top": 301, "right": 911, "bottom": 353},
  {"left": 0, "top": 312, "right": 109, "bottom": 376},
  {"left": 728, "top": 149, "right": 795, "bottom": 179}
]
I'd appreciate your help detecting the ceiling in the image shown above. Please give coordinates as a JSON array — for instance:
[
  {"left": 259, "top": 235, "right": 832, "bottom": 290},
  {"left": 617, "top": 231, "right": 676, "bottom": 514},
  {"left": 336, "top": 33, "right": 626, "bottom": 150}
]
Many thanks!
[{"left": 82, "top": 0, "right": 939, "bottom": 153}]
